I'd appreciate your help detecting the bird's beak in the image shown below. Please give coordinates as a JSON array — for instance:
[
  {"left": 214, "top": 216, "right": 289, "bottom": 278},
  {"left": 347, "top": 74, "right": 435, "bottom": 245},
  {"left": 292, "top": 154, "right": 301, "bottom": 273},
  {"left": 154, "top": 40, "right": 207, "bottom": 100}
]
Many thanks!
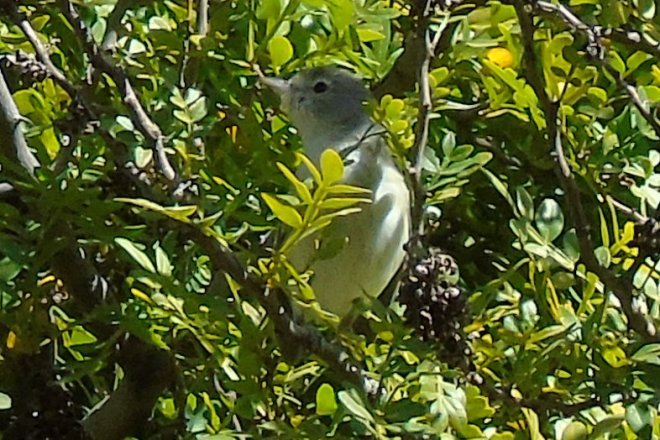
[{"left": 258, "top": 75, "right": 291, "bottom": 97}]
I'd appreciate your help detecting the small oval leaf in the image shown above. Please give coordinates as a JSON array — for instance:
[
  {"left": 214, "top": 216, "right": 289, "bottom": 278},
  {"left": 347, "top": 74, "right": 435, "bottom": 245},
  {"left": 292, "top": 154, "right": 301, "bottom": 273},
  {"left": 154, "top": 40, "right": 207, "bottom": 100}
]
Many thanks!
[
  {"left": 316, "top": 383, "right": 338, "bottom": 416},
  {"left": 268, "top": 35, "right": 293, "bottom": 69},
  {"left": 320, "top": 149, "right": 344, "bottom": 184}
]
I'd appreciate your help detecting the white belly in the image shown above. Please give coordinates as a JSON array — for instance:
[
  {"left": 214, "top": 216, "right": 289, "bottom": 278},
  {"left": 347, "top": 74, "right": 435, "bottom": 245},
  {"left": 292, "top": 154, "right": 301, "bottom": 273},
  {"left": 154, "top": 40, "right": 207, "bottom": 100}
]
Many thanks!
[{"left": 289, "top": 157, "right": 410, "bottom": 315}]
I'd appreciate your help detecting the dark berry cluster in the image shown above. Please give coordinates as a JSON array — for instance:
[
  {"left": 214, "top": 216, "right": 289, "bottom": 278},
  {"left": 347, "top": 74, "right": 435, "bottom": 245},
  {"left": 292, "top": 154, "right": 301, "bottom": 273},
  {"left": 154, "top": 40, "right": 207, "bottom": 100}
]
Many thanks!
[{"left": 399, "top": 248, "right": 470, "bottom": 368}]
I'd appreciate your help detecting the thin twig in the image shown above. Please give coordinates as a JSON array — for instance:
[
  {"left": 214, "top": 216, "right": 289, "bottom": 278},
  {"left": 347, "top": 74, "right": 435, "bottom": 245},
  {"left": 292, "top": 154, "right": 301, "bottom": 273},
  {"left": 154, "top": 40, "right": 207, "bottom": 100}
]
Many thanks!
[
  {"left": 198, "top": 0, "right": 209, "bottom": 36},
  {"left": 59, "top": 0, "right": 178, "bottom": 182},
  {"left": 607, "top": 28, "right": 660, "bottom": 59},
  {"left": 410, "top": 3, "right": 449, "bottom": 240},
  {"left": 3, "top": 4, "right": 77, "bottom": 98},
  {"left": 609, "top": 65, "right": 660, "bottom": 136},
  {"left": 605, "top": 195, "right": 648, "bottom": 224}
]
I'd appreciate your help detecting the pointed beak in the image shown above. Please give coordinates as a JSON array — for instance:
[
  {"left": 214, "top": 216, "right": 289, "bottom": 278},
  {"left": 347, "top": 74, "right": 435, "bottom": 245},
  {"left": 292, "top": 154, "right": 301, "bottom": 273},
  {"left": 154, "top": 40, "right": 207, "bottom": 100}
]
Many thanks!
[{"left": 258, "top": 75, "right": 291, "bottom": 97}]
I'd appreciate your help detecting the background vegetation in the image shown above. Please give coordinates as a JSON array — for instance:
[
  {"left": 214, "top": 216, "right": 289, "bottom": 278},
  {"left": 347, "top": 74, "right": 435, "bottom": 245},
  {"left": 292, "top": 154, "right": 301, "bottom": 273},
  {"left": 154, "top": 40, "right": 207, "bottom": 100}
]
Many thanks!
[{"left": 0, "top": 0, "right": 659, "bottom": 438}]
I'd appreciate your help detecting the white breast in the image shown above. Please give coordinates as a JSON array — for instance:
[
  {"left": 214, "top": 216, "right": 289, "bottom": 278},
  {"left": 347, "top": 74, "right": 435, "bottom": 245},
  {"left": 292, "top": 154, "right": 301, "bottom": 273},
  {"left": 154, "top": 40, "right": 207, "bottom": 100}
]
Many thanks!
[{"left": 289, "top": 131, "right": 410, "bottom": 316}]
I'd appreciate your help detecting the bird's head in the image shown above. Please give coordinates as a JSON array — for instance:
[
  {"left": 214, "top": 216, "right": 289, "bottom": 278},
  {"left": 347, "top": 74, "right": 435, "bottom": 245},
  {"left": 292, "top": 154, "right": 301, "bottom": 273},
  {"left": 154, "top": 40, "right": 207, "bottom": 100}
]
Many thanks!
[{"left": 259, "top": 67, "right": 371, "bottom": 144}]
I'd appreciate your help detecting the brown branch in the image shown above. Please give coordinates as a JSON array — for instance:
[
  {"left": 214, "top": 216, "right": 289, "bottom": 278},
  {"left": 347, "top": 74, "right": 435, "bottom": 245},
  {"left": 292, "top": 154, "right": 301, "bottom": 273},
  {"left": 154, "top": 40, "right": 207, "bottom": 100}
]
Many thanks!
[
  {"left": 59, "top": 0, "right": 178, "bottom": 182},
  {"left": 409, "top": 1, "right": 449, "bottom": 243},
  {"left": 0, "top": 66, "right": 40, "bottom": 175},
  {"left": 0, "top": 3, "right": 76, "bottom": 98},
  {"left": 186, "top": 226, "right": 379, "bottom": 395},
  {"left": 513, "top": 1, "right": 658, "bottom": 342}
]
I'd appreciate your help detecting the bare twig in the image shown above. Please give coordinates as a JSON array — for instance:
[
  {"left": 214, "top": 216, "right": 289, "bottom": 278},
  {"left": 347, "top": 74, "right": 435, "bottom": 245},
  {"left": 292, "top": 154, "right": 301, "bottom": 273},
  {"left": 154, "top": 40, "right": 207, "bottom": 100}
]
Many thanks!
[
  {"left": 198, "top": 0, "right": 209, "bottom": 36},
  {"left": 604, "top": 195, "right": 648, "bottom": 224},
  {"left": 409, "top": 3, "right": 449, "bottom": 241},
  {"left": 513, "top": 0, "right": 658, "bottom": 341},
  {"left": 0, "top": 67, "right": 40, "bottom": 175},
  {"left": 609, "top": 65, "right": 660, "bottom": 136},
  {"left": 59, "top": 0, "right": 178, "bottom": 182}
]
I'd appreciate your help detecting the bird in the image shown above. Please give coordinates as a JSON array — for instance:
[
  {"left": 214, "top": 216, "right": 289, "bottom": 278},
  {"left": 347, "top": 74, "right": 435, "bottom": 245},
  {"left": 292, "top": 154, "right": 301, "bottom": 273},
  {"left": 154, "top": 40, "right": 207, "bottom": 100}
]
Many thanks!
[{"left": 259, "top": 66, "right": 410, "bottom": 317}]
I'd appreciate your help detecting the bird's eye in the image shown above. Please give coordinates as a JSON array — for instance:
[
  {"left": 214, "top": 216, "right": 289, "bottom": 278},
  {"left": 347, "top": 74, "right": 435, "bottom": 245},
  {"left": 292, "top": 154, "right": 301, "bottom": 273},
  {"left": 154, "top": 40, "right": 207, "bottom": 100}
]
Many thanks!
[{"left": 313, "top": 81, "right": 328, "bottom": 93}]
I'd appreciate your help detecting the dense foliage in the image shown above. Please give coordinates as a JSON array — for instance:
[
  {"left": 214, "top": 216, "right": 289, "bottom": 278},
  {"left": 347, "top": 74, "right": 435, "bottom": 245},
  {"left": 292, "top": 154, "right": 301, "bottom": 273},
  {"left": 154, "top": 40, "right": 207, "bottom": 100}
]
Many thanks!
[{"left": 0, "top": 0, "right": 660, "bottom": 438}]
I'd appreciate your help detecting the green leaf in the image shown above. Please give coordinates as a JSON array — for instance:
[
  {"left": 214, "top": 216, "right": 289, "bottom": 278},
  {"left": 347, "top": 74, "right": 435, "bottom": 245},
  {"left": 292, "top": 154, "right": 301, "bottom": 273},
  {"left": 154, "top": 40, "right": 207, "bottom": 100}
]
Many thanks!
[
  {"left": 65, "top": 326, "right": 98, "bottom": 347},
  {"left": 256, "top": 0, "right": 282, "bottom": 20},
  {"left": 155, "top": 246, "right": 172, "bottom": 277},
  {"left": 636, "top": 0, "right": 655, "bottom": 19},
  {"left": 535, "top": 198, "right": 564, "bottom": 242},
  {"left": 561, "top": 421, "right": 587, "bottom": 440},
  {"left": 0, "top": 257, "right": 21, "bottom": 282},
  {"left": 277, "top": 162, "right": 312, "bottom": 203},
  {"left": 356, "top": 28, "right": 385, "bottom": 43},
  {"left": 626, "top": 403, "right": 651, "bottom": 433},
  {"left": 325, "top": 183, "right": 371, "bottom": 195},
  {"left": 262, "top": 193, "right": 303, "bottom": 228},
  {"left": 315, "top": 383, "right": 338, "bottom": 415},
  {"left": 327, "top": 0, "right": 354, "bottom": 31},
  {"left": 609, "top": 51, "right": 626, "bottom": 74},
  {"left": 318, "top": 197, "right": 369, "bottom": 210},
  {"left": 631, "top": 343, "right": 660, "bottom": 366},
  {"left": 115, "top": 198, "right": 197, "bottom": 222},
  {"left": 521, "top": 408, "right": 543, "bottom": 440},
  {"left": 298, "top": 153, "right": 322, "bottom": 184},
  {"left": 0, "top": 393, "right": 11, "bottom": 410},
  {"left": 516, "top": 187, "right": 534, "bottom": 220},
  {"left": 338, "top": 390, "right": 373, "bottom": 422},
  {"left": 268, "top": 35, "right": 293, "bottom": 69},
  {"left": 320, "top": 149, "right": 344, "bottom": 184},
  {"left": 115, "top": 237, "right": 157, "bottom": 273},
  {"left": 591, "top": 416, "right": 624, "bottom": 438}
]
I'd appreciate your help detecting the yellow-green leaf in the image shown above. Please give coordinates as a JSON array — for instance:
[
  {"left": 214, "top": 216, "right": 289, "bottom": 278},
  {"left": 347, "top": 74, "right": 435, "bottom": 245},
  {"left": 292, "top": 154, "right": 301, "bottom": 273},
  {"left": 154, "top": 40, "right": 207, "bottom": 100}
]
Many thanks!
[
  {"left": 262, "top": 193, "right": 303, "bottom": 228},
  {"left": 318, "top": 197, "right": 370, "bottom": 210},
  {"left": 316, "top": 383, "right": 338, "bottom": 416},
  {"left": 277, "top": 162, "right": 312, "bottom": 203},
  {"left": 326, "top": 183, "right": 371, "bottom": 195},
  {"left": 297, "top": 153, "right": 322, "bottom": 184},
  {"left": 320, "top": 149, "right": 344, "bottom": 184},
  {"left": 115, "top": 237, "right": 156, "bottom": 273},
  {"left": 268, "top": 35, "right": 293, "bottom": 69}
]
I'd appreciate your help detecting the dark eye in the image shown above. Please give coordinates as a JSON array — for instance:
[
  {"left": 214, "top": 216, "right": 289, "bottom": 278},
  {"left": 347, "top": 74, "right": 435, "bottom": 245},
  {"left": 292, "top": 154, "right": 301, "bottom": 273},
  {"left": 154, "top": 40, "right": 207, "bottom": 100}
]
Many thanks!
[{"left": 313, "top": 81, "right": 328, "bottom": 93}]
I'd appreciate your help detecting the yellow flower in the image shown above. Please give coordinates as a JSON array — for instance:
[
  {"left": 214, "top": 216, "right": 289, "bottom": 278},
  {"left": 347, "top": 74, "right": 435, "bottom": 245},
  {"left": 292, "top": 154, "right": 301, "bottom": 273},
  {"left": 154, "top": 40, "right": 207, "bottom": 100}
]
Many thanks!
[{"left": 486, "top": 47, "right": 514, "bottom": 68}]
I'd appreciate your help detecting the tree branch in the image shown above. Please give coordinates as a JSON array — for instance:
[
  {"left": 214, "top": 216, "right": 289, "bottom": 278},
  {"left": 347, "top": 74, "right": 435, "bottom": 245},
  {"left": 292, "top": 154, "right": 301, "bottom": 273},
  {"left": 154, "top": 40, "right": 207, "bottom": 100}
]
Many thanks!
[
  {"left": 198, "top": 0, "right": 209, "bottom": 36},
  {"left": 408, "top": 2, "right": 449, "bottom": 243},
  {"left": 186, "top": 226, "right": 379, "bottom": 395},
  {"left": 59, "top": 0, "right": 178, "bottom": 182}
]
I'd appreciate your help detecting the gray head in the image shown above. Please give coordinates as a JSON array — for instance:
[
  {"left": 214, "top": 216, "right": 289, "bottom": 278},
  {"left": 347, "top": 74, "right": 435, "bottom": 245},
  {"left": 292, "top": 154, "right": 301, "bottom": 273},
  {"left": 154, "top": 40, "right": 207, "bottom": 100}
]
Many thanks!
[{"left": 260, "top": 67, "right": 372, "bottom": 149}]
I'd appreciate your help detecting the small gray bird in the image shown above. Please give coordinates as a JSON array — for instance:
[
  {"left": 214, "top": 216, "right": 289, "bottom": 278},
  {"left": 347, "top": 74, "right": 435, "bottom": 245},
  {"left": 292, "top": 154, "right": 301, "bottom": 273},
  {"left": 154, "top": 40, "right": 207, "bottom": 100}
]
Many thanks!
[{"left": 260, "top": 67, "right": 410, "bottom": 316}]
